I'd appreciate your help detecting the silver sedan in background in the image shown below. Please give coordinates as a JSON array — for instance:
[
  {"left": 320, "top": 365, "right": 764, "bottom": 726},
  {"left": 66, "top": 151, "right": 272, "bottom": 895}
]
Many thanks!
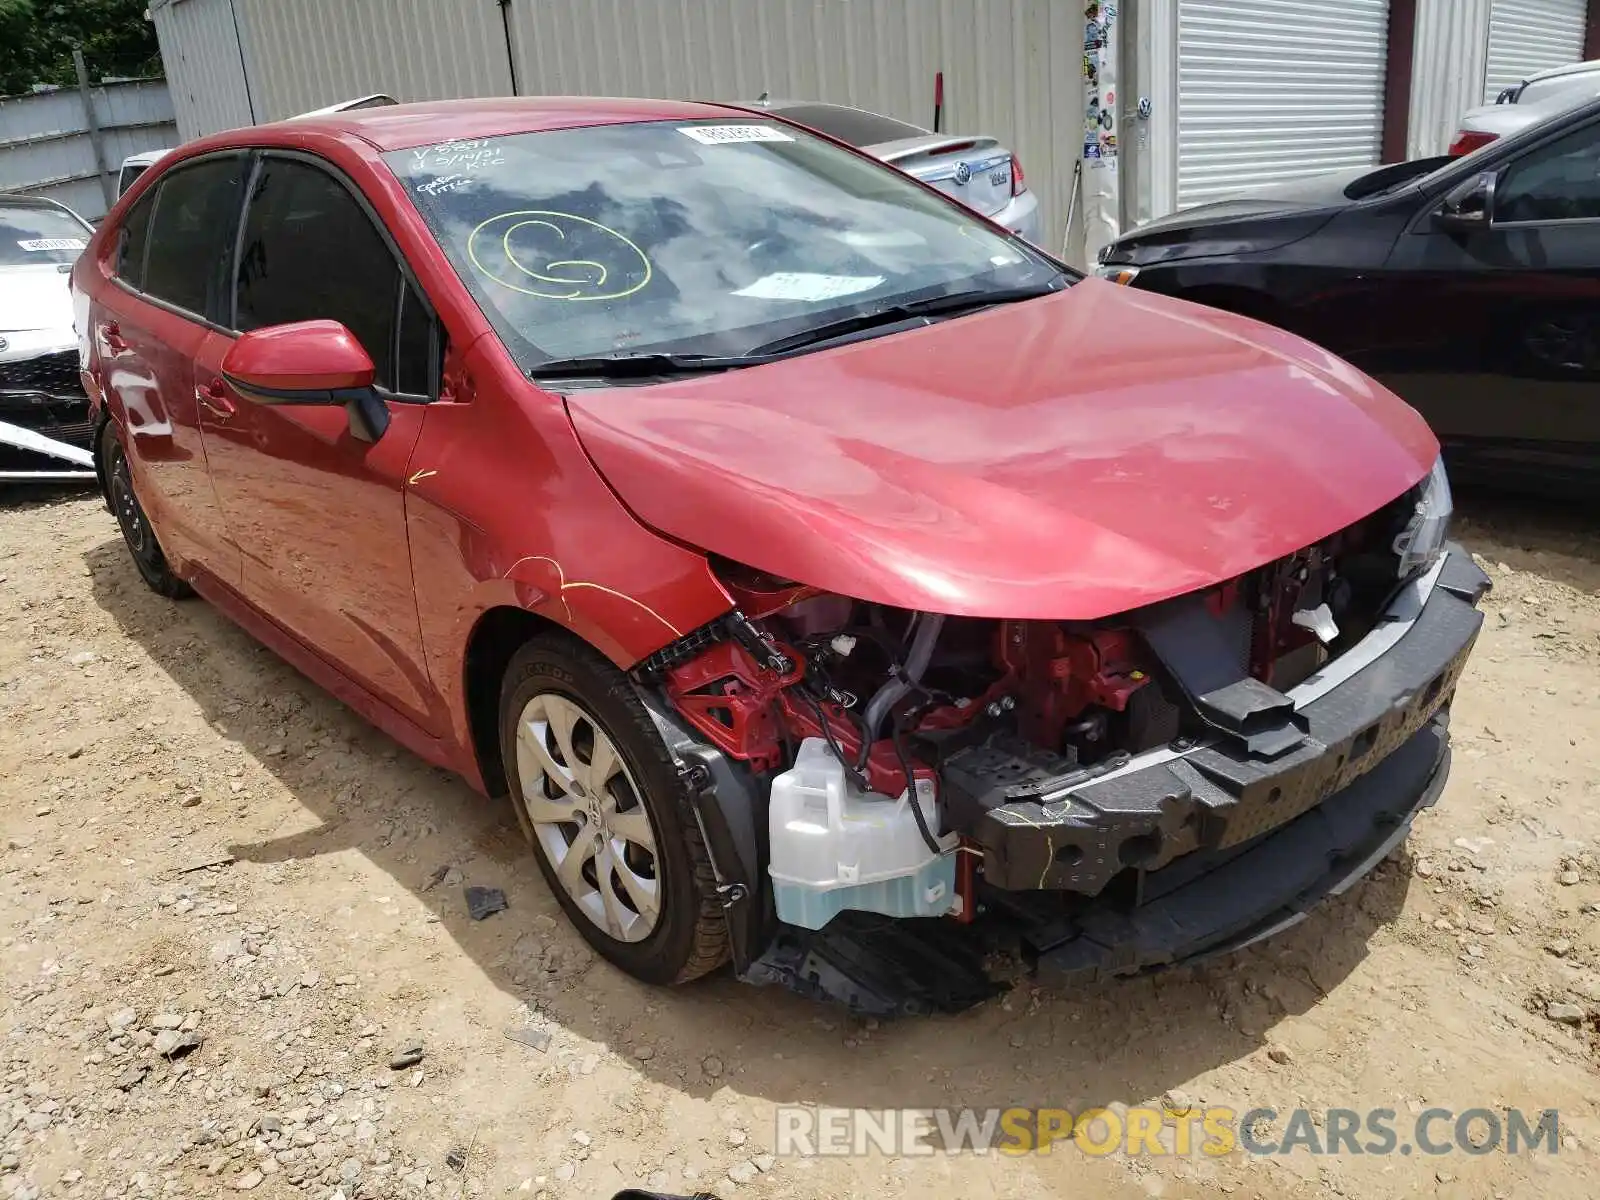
[{"left": 738, "top": 98, "right": 1043, "bottom": 246}]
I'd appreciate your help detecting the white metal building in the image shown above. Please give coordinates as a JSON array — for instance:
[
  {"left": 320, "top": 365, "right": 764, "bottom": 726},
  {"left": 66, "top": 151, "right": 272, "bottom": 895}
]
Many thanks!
[
  {"left": 1484, "top": 0, "right": 1590, "bottom": 99},
  {"left": 149, "top": 0, "right": 1597, "bottom": 264}
]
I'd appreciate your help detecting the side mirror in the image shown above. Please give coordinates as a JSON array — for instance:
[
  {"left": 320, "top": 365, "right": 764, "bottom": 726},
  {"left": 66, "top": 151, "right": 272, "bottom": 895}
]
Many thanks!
[
  {"left": 1434, "top": 170, "right": 1498, "bottom": 234},
  {"left": 221, "top": 319, "right": 390, "bottom": 443}
]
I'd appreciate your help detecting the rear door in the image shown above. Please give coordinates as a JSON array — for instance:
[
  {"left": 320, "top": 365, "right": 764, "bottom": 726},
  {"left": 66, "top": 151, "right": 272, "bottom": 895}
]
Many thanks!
[
  {"left": 93, "top": 154, "right": 249, "bottom": 579},
  {"left": 1379, "top": 115, "right": 1600, "bottom": 484},
  {"left": 195, "top": 152, "right": 442, "bottom": 729}
]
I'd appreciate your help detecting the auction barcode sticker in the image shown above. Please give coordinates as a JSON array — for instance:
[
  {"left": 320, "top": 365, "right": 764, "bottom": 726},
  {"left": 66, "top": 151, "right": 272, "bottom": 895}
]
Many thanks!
[
  {"left": 19, "top": 238, "right": 86, "bottom": 252},
  {"left": 678, "top": 124, "right": 794, "bottom": 145}
]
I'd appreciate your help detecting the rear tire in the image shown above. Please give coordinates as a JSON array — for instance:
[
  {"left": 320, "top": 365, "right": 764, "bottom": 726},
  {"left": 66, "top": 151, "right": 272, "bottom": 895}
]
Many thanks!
[
  {"left": 103, "top": 424, "right": 192, "bottom": 600},
  {"left": 498, "top": 633, "right": 729, "bottom": 985}
]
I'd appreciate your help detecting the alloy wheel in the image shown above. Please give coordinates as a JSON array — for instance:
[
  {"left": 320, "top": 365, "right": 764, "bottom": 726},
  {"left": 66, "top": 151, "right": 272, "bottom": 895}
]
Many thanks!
[{"left": 514, "top": 692, "right": 661, "bottom": 943}]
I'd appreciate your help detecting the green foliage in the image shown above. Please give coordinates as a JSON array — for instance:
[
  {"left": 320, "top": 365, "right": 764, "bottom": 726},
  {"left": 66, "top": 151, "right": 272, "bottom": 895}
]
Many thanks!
[{"left": 0, "top": 0, "right": 163, "bottom": 98}]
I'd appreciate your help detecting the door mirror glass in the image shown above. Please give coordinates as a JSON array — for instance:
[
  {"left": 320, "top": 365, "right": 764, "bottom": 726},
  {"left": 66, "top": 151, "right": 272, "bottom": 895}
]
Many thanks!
[{"left": 1435, "top": 171, "right": 1498, "bottom": 232}]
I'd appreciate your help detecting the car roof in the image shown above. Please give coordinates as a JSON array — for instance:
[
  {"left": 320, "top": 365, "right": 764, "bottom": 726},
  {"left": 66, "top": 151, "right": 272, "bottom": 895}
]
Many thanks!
[
  {"left": 120, "top": 149, "right": 171, "bottom": 169},
  {"left": 0, "top": 192, "right": 84, "bottom": 216},
  {"left": 1524, "top": 57, "right": 1600, "bottom": 85},
  {"left": 255, "top": 96, "right": 747, "bottom": 152}
]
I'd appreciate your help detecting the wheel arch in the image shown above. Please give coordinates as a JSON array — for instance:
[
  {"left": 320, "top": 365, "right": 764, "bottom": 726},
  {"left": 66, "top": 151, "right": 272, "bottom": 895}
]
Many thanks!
[
  {"left": 91, "top": 407, "right": 117, "bottom": 509},
  {"left": 462, "top": 604, "right": 565, "bottom": 798}
]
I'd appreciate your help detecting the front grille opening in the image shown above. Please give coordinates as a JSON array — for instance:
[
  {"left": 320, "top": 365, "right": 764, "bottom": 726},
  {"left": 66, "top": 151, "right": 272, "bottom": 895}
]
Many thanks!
[{"left": 0, "top": 349, "right": 85, "bottom": 400}]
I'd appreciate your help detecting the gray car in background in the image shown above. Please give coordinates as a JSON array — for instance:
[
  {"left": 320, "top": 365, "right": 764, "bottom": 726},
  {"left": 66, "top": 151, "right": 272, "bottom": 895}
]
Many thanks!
[{"left": 738, "top": 98, "right": 1044, "bottom": 246}]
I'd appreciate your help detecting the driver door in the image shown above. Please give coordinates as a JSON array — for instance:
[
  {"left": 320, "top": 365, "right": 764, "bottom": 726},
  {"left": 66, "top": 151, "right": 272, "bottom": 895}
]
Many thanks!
[
  {"left": 1379, "top": 116, "right": 1600, "bottom": 480},
  {"left": 197, "top": 152, "right": 444, "bottom": 731}
]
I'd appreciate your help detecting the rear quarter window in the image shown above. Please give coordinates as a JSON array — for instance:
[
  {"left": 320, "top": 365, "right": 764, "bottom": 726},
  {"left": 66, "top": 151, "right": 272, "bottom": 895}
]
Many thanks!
[
  {"left": 772, "top": 104, "right": 929, "bottom": 147},
  {"left": 143, "top": 156, "right": 249, "bottom": 319}
]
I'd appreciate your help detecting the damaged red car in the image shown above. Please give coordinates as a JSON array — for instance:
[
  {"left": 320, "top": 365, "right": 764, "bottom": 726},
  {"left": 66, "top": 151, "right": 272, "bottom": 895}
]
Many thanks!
[{"left": 74, "top": 99, "right": 1489, "bottom": 1013}]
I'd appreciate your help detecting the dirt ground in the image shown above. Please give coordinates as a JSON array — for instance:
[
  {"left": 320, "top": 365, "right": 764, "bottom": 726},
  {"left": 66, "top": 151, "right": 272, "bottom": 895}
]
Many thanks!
[{"left": 2, "top": 486, "right": 1598, "bottom": 1200}]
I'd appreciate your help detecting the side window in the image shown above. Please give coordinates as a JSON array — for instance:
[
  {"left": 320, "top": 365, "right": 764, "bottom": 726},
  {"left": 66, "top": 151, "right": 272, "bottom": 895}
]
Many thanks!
[
  {"left": 234, "top": 157, "right": 407, "bottom": 392},
  {"left": 143, "top": 156, "right": 248, "bottom": 317},
  {"left": 115, "top": 192, "right": 154, "bottom": 290},
  {"left": 1497, "top": 122, "right": 1600, "bottom": 224}
]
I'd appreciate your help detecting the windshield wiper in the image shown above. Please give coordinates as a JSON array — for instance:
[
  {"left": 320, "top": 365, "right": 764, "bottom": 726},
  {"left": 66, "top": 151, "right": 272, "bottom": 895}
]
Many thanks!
[
  {"left": 743, "top": 280, "right": 1067, "bottom": 358},
  {"left": 528, "top": 351, "right": 768, "bottom": 380}
]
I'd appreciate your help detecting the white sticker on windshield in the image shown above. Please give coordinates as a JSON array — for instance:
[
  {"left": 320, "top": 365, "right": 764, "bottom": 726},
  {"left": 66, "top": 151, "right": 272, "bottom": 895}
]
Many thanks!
[
  {"left": 733, "top": 273, "right": 885, "bottom": 302},
  {"left": 679, "top": 124, "right": 794, "bottom": 145},
  {"left": 19, "top": 238, "right": 85, "bottom": 252}
]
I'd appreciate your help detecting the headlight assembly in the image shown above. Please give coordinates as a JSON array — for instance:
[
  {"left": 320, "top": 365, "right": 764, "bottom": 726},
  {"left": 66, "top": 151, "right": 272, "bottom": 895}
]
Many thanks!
[
  {"left": 1394, "top": 456, "right": 1453, "bottom": 577},
  {"left": 1092, "top": 264, "right": 1141, "bottom": 286}
]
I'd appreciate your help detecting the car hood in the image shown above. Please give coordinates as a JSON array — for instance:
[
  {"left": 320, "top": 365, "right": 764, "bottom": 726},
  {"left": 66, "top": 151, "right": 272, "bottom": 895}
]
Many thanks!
[
  {"left": 565, "top": 280, "right": 1437, "bottom": 621},
  {"left": 1130, "top": 167, "right": 1375, "bottom": 238},
  {"left": 0, "top": 264, "right": 75, "bottom": 336}
]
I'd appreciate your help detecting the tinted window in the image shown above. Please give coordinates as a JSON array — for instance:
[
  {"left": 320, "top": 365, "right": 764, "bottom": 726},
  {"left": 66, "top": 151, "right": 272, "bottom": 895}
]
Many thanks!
[
  {"left": 115, "top": 193, "right": 154, "bottom": 289},
  {"left": 395, "top": 279, "right": 433, "bottom": 396},
  {"left": 117, "top": 163, "right": 149, "bottom": 197},
  {"left": 144, "top": 157, "right": 248, "bottom": 317},
  {"left": 771, "top": 104, "right": 928, "bottom": 147},
  {"left": 235, "top": 157, "right": 403, "bottom": 390},
  {"left": 385, "top": 122, "right": 1059, "bottom": 365},
  {"left": 1498, "top": 121, "right": 1600, "bottom": 223},
  {"left": 0, "top": 203, "right": 90, "bottom": 266}
]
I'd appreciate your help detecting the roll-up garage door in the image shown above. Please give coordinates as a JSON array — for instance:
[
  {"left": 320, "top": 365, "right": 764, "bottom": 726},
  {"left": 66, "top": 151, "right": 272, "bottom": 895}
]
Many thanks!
[
  {"left": 1484, "top": 0, "right": 1589, "bottom": 103},
  {"left": 1177, "top": 0, "right": 1391, "bottom": 208}
]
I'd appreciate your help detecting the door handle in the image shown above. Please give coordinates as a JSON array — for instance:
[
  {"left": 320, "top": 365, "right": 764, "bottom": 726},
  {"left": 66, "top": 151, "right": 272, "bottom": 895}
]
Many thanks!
[
  {"left": 196, "top": 378, "right": 236, "bottom": 421},
  {"left": 103, "top": 322, "right": 130, "bottom": 354}
]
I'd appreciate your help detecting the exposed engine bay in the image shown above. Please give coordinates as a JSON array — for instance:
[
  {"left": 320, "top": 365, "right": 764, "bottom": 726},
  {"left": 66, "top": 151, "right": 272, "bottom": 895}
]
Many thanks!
[{"left": 633, "top": 487, "right": 1487, "bottom": 1015}]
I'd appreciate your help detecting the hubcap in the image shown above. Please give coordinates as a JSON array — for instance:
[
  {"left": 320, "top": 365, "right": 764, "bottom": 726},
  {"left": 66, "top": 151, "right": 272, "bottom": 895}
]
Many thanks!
[
  {"left": 110, "top": 456, "right": 150, "bottom": 557},
  {"left": 515, "top": 692, "right": 661, "bottom": 942}
]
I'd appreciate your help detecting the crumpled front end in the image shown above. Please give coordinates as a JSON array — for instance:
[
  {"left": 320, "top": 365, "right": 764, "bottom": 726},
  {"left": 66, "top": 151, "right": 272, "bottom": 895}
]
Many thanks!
[
  {"left": 635, "top": 471, "right": 1488, "bottom": 1013},
  {"left": 0, "top": 348, "right": 95, "bottom": 481}
]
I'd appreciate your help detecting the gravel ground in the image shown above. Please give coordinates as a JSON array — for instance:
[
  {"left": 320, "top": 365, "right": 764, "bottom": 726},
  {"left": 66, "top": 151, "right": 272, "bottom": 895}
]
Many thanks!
[{"left": 2, "top": 486, "right": 1598, "bottom": 1200}]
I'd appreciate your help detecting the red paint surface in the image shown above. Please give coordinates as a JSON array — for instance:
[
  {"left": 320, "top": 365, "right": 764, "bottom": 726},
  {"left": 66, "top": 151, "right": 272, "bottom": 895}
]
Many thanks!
[
  {"left": 72, "top": 100, "right": 1438, "bottom": 799},
  {"left": 222, "top": 320, "right": 376, "bottom": 391},
  {"left": 569, "top": 280, "right": 1437, "bottom": 621}
]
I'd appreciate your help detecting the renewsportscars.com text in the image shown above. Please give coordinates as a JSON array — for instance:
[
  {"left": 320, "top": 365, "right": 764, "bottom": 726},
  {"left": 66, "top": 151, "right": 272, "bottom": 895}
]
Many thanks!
[{"left": 774, "top": 1105, "right": 1560, "bottom": 1158}]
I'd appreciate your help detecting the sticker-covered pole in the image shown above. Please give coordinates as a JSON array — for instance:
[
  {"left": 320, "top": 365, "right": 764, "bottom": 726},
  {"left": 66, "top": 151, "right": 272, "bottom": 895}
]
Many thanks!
[{"left": 1080, "top": 2, "right": 1120, "bottom": 264}]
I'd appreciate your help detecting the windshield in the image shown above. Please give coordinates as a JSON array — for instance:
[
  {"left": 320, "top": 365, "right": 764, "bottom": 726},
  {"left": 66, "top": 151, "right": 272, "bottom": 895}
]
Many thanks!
[
  {"left": 385, "top": 120, "right": 1064, "bottom": 365},
  {"left": 0, "top": 205, "right": 89, "bottom": 266}
]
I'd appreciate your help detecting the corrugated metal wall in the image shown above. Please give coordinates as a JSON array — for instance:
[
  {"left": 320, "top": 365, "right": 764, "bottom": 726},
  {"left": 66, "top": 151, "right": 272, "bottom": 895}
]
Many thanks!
[
  {"left": 1176, "top": 0, "right": 1391, "bottom": 208},
  {"left": 1407, "top": 0, "right": 1493, "bottom": 157},
  {"left": 507, "top": 0, "right": 1085, "bottom": 261},
  {"left": 1484, "top": 0, "right": 1588, "bottom": 101},
  {"left": 149, "top": 0, "right": 257, "bottom": 140},
  {"left": 234, "top": 0, "right": 512, "bottom": 120},
  {"left": 0, "top": 79, "right": 178, "bottom": 219}
]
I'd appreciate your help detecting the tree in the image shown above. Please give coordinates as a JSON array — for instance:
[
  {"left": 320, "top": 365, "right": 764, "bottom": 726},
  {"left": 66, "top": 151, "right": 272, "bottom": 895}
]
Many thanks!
[{"left": 0, "top": 0, "right": 162, "bottom": 97}]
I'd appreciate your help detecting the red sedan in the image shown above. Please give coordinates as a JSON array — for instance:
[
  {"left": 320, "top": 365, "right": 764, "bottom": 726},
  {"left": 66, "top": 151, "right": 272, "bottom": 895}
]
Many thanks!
[{"left": 74, "top": 98, "right": 1487, "bottom": 1012}]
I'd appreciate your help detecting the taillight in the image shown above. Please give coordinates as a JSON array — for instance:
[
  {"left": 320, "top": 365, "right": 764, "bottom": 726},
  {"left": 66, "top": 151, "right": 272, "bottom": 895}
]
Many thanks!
[
  {"left": 1011, "top": 154, "right": 1027, "bottom": 196},
  {"left": 1448, "top": 129, "right": 1498, "bottom": 157}
]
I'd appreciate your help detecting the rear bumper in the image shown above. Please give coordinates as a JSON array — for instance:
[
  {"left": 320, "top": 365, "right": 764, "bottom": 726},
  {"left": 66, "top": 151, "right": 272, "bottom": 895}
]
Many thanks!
[
  {"left": 971, "top": 545, "right": 1489, "bottom": 896},
  {"left": 994, "top": 190, "right": 1044, "bottom": 247}
]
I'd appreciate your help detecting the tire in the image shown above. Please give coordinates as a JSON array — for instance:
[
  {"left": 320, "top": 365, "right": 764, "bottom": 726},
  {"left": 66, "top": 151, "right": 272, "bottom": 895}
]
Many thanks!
[
  {"left": 498, "top": 633, "right": 728, "bottom": 985},
  {"left": 102, "top": 424, "right": 192, "bottom": 600}
]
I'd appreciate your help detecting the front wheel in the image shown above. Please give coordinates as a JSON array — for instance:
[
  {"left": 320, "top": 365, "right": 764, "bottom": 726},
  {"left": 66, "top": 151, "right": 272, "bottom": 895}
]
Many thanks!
[
  {"left": 498, "top": 634, "right": 729, "bottom": 985},
  {"left": 103, "top": 424, "right": 192, "bottom": 599}
]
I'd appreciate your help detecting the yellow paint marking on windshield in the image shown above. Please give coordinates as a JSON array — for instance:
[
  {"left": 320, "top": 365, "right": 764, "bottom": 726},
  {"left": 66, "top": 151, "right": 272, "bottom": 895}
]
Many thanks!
[{"left": 467, "top": 210, "right": 651, "bottom": 301}]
